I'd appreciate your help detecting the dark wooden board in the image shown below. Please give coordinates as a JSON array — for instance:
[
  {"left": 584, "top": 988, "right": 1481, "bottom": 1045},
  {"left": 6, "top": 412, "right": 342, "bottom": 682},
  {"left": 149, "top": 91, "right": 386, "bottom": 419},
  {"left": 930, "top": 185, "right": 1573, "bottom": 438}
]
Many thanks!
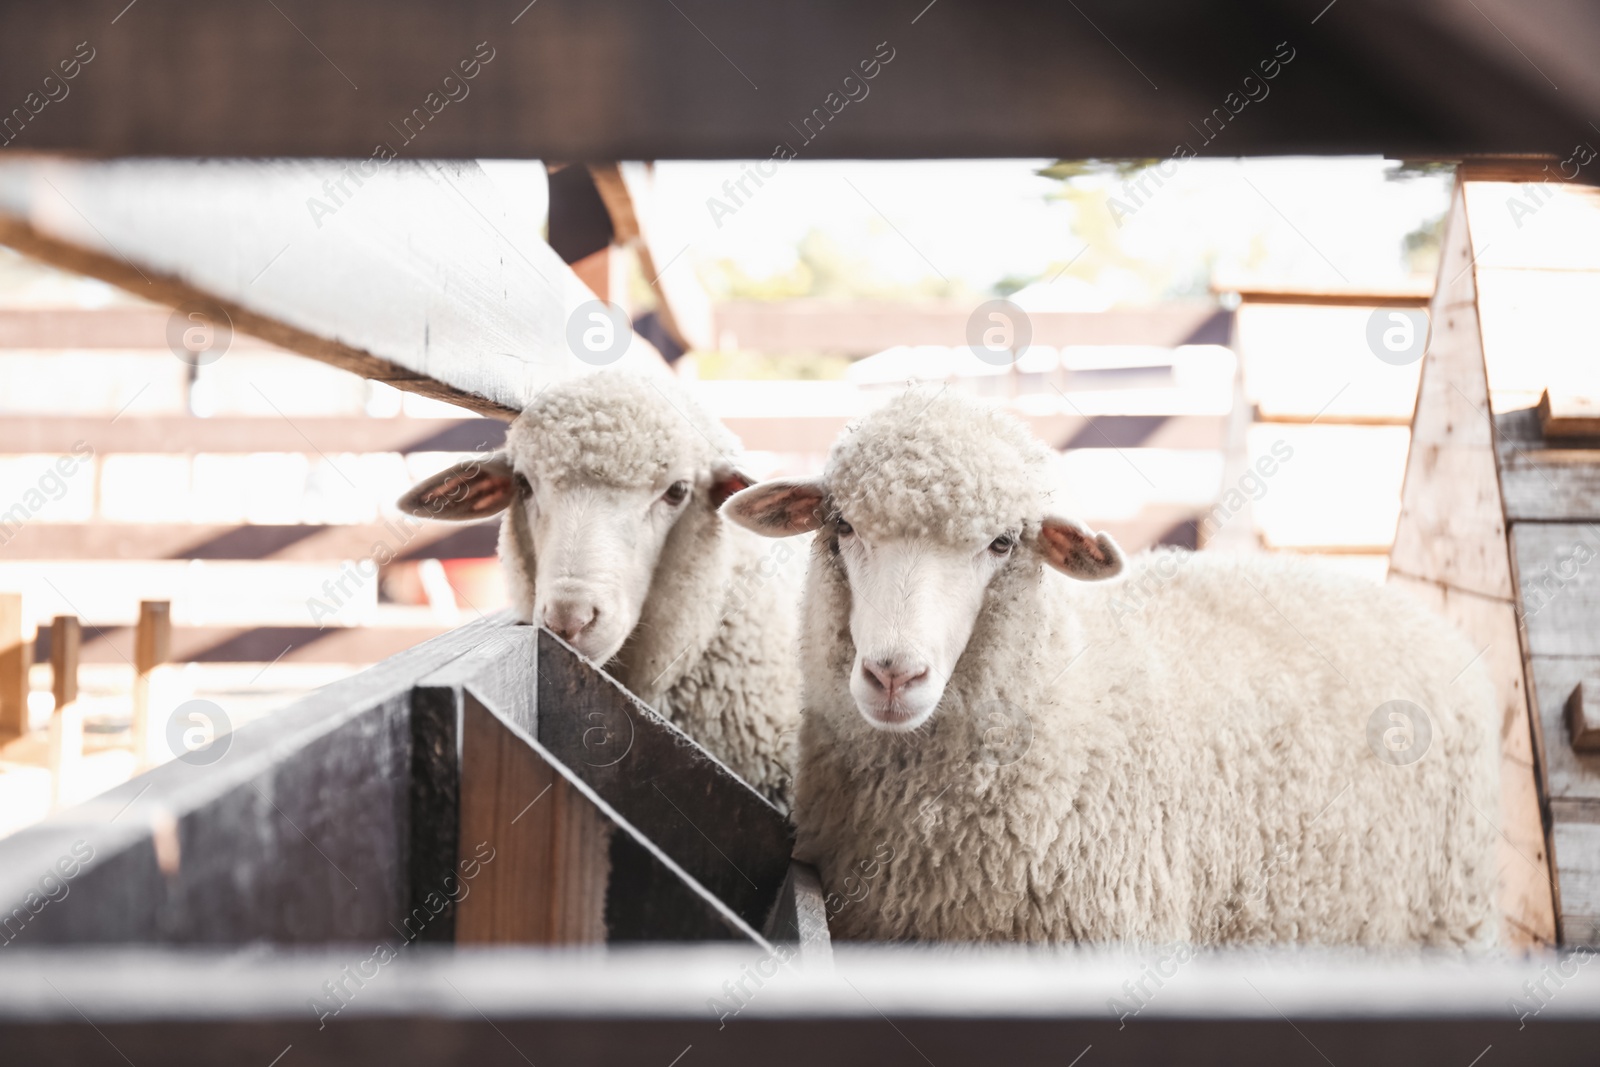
[
  {"left": 0, "top": 615, "right": 506, "bottom": 945},
  {"left": 4, "top": 521, "right": 499, "bottom": 562},
  {"left": 2, "top": 946, "right": 1600, "bottom": 1066},
  {"left": 0, "top": 414, "right": 509, "bottom": 454},
  {"left": 535, "top": 629, "right": 795, "bottom": 934},
  {"left": 0, "top": 1, "right": 1591, "bottom": 157}
]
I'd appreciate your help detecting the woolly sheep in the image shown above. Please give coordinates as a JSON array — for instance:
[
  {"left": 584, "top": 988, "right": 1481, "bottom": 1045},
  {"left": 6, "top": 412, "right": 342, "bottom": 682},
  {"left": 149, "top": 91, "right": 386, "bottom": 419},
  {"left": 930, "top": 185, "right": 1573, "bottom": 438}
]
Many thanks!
[
  {"left": 725, "top": 388, "right": 1500, "bottom": 945},
  {"left": 399, "top": 370, "right": 801, "bottom": 811}
]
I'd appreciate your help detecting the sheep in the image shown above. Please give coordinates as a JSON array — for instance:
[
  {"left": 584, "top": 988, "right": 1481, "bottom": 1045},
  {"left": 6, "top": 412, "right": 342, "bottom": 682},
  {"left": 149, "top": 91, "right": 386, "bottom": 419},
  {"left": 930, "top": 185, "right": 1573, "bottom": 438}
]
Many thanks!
[
  {"left": 724, "top": 387, "right": 1501, "bottom": 946},
  {"left": 398, "top": 370, "right": 801, "bottom": 812}
]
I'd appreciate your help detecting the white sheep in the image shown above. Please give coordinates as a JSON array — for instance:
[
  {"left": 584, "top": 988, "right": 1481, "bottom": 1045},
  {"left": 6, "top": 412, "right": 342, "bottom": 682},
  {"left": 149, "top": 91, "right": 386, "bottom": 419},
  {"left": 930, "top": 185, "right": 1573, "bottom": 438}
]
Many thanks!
[
  {"left": 725, "top": 387, "right": 1500, "bottom": 945},
  {"left": 399, "top": 370, "right": 801, "bottom": 811}
]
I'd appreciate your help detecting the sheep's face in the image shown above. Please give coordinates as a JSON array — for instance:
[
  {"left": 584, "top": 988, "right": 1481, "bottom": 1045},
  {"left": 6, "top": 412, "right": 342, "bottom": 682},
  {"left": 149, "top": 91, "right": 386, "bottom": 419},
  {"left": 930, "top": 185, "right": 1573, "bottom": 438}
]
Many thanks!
[
  {"left": 724, "top": 478, "right": 1124, "bottom": 733},
  {"left": 398, "top": 451, "right": 752, "bottom": 666}
]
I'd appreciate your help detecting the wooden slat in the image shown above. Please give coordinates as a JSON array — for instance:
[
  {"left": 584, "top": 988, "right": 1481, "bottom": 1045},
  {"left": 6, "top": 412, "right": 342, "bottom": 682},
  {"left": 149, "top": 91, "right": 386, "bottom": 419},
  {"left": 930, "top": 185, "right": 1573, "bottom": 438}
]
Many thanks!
[
  {"left": 0, "top": 592, "right": 26, "bottom": 738},
  {"left": 455, "top": 693, "right": 610, "bottom": 945},
  {"left": 1474, "top": 268, "right": 1600, "bottom": 413},
  {"left": 1388, "top": 172, "right": 1558, "bottom": 947},
  {"left": 0, "top": 521, "right": 498, "bottom": 561},
  {"left": 0, "top": 158, "right": 664, "bottom": 418},
  {"left": 0, "top": 415, "right": 509, "bottom": 454}
]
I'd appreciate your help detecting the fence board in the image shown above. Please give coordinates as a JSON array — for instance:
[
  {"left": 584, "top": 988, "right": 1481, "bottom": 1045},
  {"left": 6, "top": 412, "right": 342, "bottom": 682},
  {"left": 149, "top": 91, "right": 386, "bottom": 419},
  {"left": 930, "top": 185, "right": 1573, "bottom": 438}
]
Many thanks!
[{"left": 0, "top": 158, "right": 663, "bottom": 418}]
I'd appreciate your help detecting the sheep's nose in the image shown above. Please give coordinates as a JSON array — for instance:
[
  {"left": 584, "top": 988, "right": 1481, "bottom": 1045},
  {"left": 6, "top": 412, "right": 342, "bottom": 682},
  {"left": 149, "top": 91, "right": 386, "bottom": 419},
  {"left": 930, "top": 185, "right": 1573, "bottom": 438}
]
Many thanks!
[
  {"left": 862, "top": 658, "right": 929, "bottom": 699},
  {"left": 543, "top": 600, "right": 599, "bottom": 642}
]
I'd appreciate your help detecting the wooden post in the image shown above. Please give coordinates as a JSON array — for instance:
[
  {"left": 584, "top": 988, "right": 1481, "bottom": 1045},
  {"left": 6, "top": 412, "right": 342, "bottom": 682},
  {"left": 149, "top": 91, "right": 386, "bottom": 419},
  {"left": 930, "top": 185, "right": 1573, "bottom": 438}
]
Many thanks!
[
  {"left": 0, "top": 593, "right": 28, "bottom": 738},
  {"left": 47, "top": 615, "right": 82, "bottom": 809},
  {"left": 132, "top": 600, "right": 172, "bottom": 767}
]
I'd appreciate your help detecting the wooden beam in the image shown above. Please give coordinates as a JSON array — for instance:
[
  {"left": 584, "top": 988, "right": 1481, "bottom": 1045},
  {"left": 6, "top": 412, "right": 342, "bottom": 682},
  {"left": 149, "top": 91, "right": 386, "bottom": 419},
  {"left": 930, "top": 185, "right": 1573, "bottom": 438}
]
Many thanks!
[
  {"left": 0, "top": 415, "right": 509, "bottom": 454},
  {"left": 0, "top": 593, "right": 26, "bottom": 738},
  {"left": 0, "top": 3, "right": 1590, "bottom": 158},
  {"left": 0, "top": 521, "right": 499, "bottom": 561},
  {"left": 0, "top": 158, "right": 664, "bottom": 419}
]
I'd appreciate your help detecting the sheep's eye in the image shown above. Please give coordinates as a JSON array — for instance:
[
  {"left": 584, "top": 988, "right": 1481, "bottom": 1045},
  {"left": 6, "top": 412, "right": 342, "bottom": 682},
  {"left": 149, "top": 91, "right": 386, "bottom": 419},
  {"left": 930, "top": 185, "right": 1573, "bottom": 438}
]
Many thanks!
[
  {"left": 514, "top": 473, "right": 532, "bottom": 498},
  {"left": 836, "top": 518, "right": 855, "bottom": 537},
  {"left": 662, "top": 480, "right": 690, "bottom": 506},
  {"left": 989, "top": 534, "right": 1017, "bottom": 555}
]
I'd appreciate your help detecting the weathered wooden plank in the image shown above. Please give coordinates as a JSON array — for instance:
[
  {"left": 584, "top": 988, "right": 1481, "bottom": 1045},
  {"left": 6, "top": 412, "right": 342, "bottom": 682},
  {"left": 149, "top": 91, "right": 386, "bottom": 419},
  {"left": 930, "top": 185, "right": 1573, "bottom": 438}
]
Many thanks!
[
  {"left": 1552, "top": 821, "right": 1600, "bottom": 946},
  {"left": 3, "top": 946, "right": 1600, "bottom": 1066},
  {"left": 0, "top": 592, "right": 27, "bottom": 737},
  {"left": 455, "top": 693, "right": 610, "bottom": 945},
  {"left": 1389, "top": 184, "right": 1514, "bottom": 601},
  {"left": 1461, "top": 177, "right": 1600, "bottom": 273},
  {"left": 1, "top": 521, "right": 499, "bottom": 562},
  {"left": 1510, "top": 523, "right": 1600, "bottom": 659},
  {"left": 0, "top": 158, "right": 663, "bottom": 418},
  {"left": 0, "top": 1, "right": 1590, "bottom": 158},
  {"left": 1567, "top": 678, "right": 1600, "bottom": 753},
  {"left": 0, "top": 615, "right": 506, "bottom": 945},
  {"left": 536, "top": 629, "right": 795, "bottom": 935},
  {"left": 0, "top": 415, "right": 509, "bottom": 454},
  {"left": 1495, "top": 407, "right": 1600, "bottom": 522}
]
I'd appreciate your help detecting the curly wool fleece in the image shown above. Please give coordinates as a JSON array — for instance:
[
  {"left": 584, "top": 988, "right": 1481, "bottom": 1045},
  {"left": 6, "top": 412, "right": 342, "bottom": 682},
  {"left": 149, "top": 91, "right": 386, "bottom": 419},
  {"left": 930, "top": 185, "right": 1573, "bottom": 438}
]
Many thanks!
[
  {"left": 824, "top": 387, "right": 1058, "bottom": 543},
  {"left": 507, "top": 371, "right": 740, "bottom": 489},
  {"left": 794, "top": 388, "right": 1501, "bottom": 947}
]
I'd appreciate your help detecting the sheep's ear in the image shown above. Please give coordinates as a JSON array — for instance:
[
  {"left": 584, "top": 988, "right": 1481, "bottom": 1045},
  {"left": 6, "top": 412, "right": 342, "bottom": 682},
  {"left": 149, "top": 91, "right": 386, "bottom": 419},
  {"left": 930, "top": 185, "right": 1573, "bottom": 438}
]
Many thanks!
[
  {"left": 1038, "top": 516, "right": 1124, "bottom": 580},
  {"left": 708, "top": 465, "right": 757, "bottom": 509},
  {"left": 721, "top": 478, "right": 827, "bottom": 537},
  {"left": 398, "top": 453, "right": 516, "bottom": 521}
]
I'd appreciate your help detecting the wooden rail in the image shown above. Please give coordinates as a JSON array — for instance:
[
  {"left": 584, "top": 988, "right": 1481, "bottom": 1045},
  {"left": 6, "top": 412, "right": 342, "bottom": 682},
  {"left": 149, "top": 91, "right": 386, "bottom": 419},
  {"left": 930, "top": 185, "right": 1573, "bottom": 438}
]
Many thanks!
[{"left": 0, "top": 615, "right": 821, "bottom": 951}]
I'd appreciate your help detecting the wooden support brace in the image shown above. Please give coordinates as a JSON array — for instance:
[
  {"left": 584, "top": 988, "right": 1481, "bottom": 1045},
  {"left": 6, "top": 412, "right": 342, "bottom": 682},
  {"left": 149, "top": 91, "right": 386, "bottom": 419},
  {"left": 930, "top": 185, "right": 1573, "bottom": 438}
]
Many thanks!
[
  {"left": 132, "top": 600, "right": 172, "bottom": 768},
  {"left": 0, "top": 593, "right": 27, "bottom": 738},
  {"left": 47, "top": 614, "right": 81, "bottom": 810}
]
